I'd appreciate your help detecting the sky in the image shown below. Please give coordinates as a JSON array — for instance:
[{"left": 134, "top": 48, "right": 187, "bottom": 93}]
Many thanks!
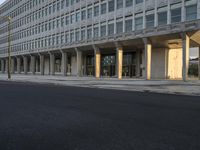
[
  {"left": 0, "top": 0, "right": 198, "bottom": 57},
  {"left": 0, "top": 0, "right": 6, "bottom": 5}
]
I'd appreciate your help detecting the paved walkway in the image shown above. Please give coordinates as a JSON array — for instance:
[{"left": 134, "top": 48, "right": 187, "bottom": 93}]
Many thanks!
[{"left": 0, "top": 74, "right": 200, "bottom": 96}]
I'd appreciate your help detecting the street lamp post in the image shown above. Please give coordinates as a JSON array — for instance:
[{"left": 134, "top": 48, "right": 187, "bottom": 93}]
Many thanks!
[{"left": 0, "top": 16, "right": 11, "bottom": 79}]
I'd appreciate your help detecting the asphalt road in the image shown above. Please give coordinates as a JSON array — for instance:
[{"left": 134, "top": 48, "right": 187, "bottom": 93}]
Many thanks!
[{"left": 0, "top": 81, "right": 200, "bottom": 150}]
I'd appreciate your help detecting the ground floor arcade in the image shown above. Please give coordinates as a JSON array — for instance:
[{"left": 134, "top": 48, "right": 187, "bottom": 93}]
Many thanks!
[{"left": 1, "top": 33, "right": 200, "bottom": 81}]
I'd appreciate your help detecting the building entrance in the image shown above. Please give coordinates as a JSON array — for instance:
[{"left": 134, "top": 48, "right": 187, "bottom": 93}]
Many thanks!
[
  {"left": 122, "top": 52, "right": 137, "bottom": 78},
  {"left": 101, "top": 54, "right": 116, "bottom": 77},
  {"left": 86, "top": 55, "right": 95, "bottom": 76}
]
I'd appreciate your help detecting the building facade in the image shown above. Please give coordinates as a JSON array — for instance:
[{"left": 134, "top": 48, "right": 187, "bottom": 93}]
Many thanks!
[{"left": 0, "top": 0, "right": 200, "bottom": 80}]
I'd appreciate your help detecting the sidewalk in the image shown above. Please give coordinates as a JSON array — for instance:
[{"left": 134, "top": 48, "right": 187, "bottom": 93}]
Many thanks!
[{"left": 0, "top": 74, "right": 200, "bottom": 96}]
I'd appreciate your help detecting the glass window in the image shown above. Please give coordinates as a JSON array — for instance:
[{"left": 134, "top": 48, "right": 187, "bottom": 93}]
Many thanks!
[
  {"left": 186, "top": 5, "right": 197, "bottom": 21},
  {"left": 126, "top": 0, "right": 133, "bottom": 7},
  {"left": 71, "top": 14, "right": 75, "bottom": 23},
  {"left": 57, "top": 19, "right": 60, "bottom": 28},
  {"left": 101, "top": 3, "right": 107, "bottom": 14},
  {"left": 75, "top": 31, "right": 80, "bottom": 41},
  {"left": 61, "top": 34, "right": 64, "bottom": 43},
  {"left": 108, "top": 23, "right": 114, "bottom": 35},
  {"left": 109, "top": 0, "right": 115, "bottom": 12},
  {"left": 101, "top": 25, "right": 106, "bottom": 37},
  {"left": 117, "top": 0, "right": 123, "bottom": 9},
  {"left": 81, "top": 10, "right": 86, "bottom": 20},
  {"left": 66, "top": 0, "right": 69, "bottom": 7},
  {"left": 116, "top": 21, "right": 123, "bottom": 34},
  {"left": 94, "top": 5, "right": 99, "bottom": 17},
  {"left": 158, "top": 11, "right": 167, "bottom": 26},
  {"left": 125, "top": 19, "right": 132, "bottom": 32},
  {"left": 94, "top": 27, "right": 99, "bottom": 38},
  {"left": 61, "top": 17, "right": 64, "bottom": 27},
  {"left": 135, "top": 0, "right": 143, "bottom": 4},
  {"left": 146, "top": 14, "right": 154, "bottom": 27},
  {"left": 70, "top": 32, "right": 74, "bottom": 42},
  {"left": 87, "top": 28, "right": 92, "bottom": 39},
  {"left": 87, "top": 8, "right": 92, "bottom": 19},
  {"left": 171, "top": 8, "right": 181, "bottom": 23},
  {"left": 135, "top": 17, "right": 143, "bottom": 30},
  {"left": 65, "top": 16, "right": 70, "bottom": 25},
  {"left": 76, "top": 12, "right": 80, "bottom": 22},
  {"left": 81, "top": 30, "right": 85, "bottom": 40}
]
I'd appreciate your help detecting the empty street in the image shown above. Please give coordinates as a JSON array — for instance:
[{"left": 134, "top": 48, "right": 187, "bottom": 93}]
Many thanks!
[{"left": 0, "top": 81, "right": 200, "bottom": 150}]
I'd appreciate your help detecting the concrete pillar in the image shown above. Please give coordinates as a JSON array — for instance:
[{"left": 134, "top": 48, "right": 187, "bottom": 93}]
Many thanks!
[
  {"left": 11, "top": 58, "right": 15, "bottom": 74},
  {"left": 40, "top": 55, "right": 44, "bottom": 75},
  {"left": 116, "top": 47, "right": 123, "bottom": 79},
  {"left": 61, "top": 52, "right": 67, "bottom": 76},
  {"left": 143, "top": 38, "right": 152, "bottom": 80},
  {"left": 94, "top": 48, "right": 101, "bottom": 79},
  {"left": 49, "top": 53, "right": 55, "bottom": 75},
  {"left": 5, "top": 58, "right": 8, "bottom": 72},
  {"left": 182, "top": 33, "right": 190, "bottom": 81},
  {"left": 136, "top": 50, "right": 141, "bottom": 77},
  {"left": 1, "top": 59, "right": 5, "bottom": 73},
  {"left": 31, "top": 55, "right": 36, "bottom": 74},
  {"left": 199, "top": 47, "right": 200, "bottom": 80},
  {"left": 23, "top": 56, "right": 28, "bottom": 74},
  {"left": 76, "top": 48, "right": 82, "bottom": 77},
  {"left": 17, "top": 57, "right": 21, "bottom": 74}
]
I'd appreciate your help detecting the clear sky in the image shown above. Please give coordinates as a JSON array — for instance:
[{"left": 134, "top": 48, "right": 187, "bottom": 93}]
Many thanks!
[{"left": 0, "top": 0, "right": 6, "bottom": 5}]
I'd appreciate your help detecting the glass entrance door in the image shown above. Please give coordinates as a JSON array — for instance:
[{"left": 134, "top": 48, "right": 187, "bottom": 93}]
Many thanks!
[
  {"left": 101, "top": 55, "right": 116, "bottom": 77},
  {"left": 122, "top": 53, "right": 136, "bottom": 78},
  {"left": 86, "top": 55, "right": 95, "bottom": 76}
]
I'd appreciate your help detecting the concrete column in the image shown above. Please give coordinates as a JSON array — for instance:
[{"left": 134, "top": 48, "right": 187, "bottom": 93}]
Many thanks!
[
  {"left": 23, "top": 56, "right": 28, "bottom": 74},
  {"left": 31, "top": 55, "right": 36, "bottom": 74},
  {"left": 76, "top": 48, "right": 82, "bottom": 77},
  {"left": 61, "top": 52, "right": 67, "bottom": 76},
  {"left": 5, "top": 58, "right": 8, "bottom": 72},
  {"left": 116, "top": 47, "right": 123, "bottom": 79},
  {"left": 143, "top": 38, "right": 152, "bottom": 80},
  {"left": 182, "top": 33, "right": 190, "bottom": 81},
  {"left": 11, "top": 58, "right": 15, "bottom": 74},
  {"left": 1, "top": 59, "right": 5, "bottom": 73},
  {"left": 49, "top": 53, "right": 55, "bottom": 75},
  {"left": 136, "top": 50, "right": 141, "bottom": 77},
  {"left": 17, "top": 57, "right": 21, "bottom": 74},
  {"left": 40, "top": 55, "right": 44, "bottom": 75},
  {"left": 199, "top": 47, "right": 200, "bottom": 80},
  {"left": 94, "top": 48, "right": 101, "bottom": 79}
]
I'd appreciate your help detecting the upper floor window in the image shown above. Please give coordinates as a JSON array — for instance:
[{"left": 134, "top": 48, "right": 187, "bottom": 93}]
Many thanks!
[
  {"left": 135, "top": 17, "right": 143, "bottom": 30},
  {"left": 186, "top": 5, "right": 197, "bottom": 21},
  {"left": 146, "top": 14, "right": 154, "bottom": 27},
  {"left": 117, "top": 0, "right": 123, "bottom": 9},
  {"left": 87, "top": 8, "right": 92, "bottom": 19},
  {"left": 158, "top": 11, "right": 167, "bottom": 26},
  {"left": 126, "top": 0, "right": 133, "bottom": 7},
  {"left": 109, "top": 0, "right": 115, "bottom": 12},
  {"left": 135, "top": 0, "right": 143, "bottom": 4},
  {"left": 171, "top": 8, "right": 181, "bottom": 23},
  {"left": 101, "top": 3, "right": 107, "bottom": 14},
  {"left": 94, "top": 5, "right": 99, "bottom": 17},
  {"left": 125, "top": 19, "right": 132, "bottom": 32}
]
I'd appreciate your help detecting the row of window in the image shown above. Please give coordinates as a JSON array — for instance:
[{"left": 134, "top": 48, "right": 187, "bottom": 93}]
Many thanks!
[
  {"left": 0, "top": 0, "right": 145, "bottom": 35},
  {"left": 0, "top": 4, "right": 197, "bottom": 45},
  {"left": 0, "top": 5, "right": 197, "bottom": 54},
  {"left": 1, "top": 0, "right": 145, "bottom": 21}
]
